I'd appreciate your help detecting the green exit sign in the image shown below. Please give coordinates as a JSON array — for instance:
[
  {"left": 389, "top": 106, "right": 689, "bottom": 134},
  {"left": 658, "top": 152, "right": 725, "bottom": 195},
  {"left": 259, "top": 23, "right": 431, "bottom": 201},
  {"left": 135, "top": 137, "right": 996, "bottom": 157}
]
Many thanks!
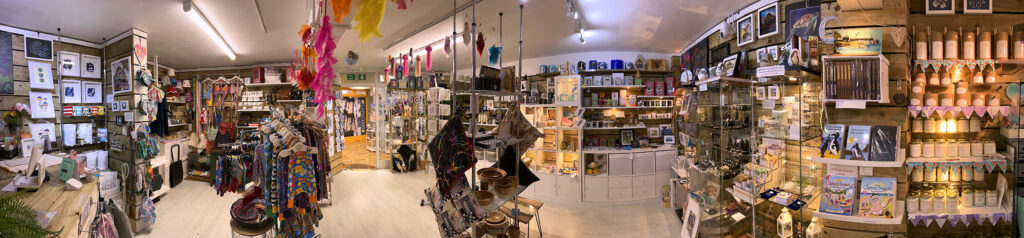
[{"left": 346, "top": 73, "right": 367, "bottom": 81}]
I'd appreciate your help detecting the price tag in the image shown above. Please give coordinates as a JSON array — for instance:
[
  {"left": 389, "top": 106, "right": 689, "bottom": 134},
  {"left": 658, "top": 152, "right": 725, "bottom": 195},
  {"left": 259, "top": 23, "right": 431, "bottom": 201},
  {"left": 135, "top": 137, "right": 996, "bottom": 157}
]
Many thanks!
[
  {"left": 826, "top": 164, "right": 858, "bottom": 177},
  {"left": 756, "top": 65, "right": 786, "bottom": 78},
  {"left": 762, "top": 99, "right": 776, "bottom": 110},
  {"left": 698, "top": 84, "right": 708, "bottom": 91},
  {"left": 789, "top": 125, "right": 800, "bottom": 140},
  {"left": 836, "top": 100, "right": 867, "bottom": 109},
  {"left": 859, "top": 166, "right": 874, "bottom": 176}
]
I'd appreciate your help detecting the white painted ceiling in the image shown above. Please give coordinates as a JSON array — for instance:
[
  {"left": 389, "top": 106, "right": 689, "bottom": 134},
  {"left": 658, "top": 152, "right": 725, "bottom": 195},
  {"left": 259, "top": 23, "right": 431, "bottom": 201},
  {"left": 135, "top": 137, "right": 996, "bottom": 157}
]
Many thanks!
[{"left": 0, "top": 0, "right": 753, "bottom": 71}]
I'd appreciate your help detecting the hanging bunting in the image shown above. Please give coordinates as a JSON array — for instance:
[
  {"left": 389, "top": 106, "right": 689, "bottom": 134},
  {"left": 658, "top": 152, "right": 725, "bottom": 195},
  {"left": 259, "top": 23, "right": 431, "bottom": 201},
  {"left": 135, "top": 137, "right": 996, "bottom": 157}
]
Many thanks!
[
  {"left": 475, "top": 32, "right": 485, "bottom": 56},
  {"left": 354, "top": 0, "right": 386, "bottom": 41},
  {"left": 313, "top": 15, "right": 339, "bottom": 118},
  {"left": 425, "top": 45, "right": 433, "bottom": 70},
  {"left": 948, "top": 215, "right": 962, "bottom": 227},
  {"left": 966, "top": 214, "right": 979, "bottom": 225},
  {"left": 331, "top": 0, "right": 353, "bottom": 22},
  {"left": 488, "top": 45, "right": 501, "bottom": 65}
]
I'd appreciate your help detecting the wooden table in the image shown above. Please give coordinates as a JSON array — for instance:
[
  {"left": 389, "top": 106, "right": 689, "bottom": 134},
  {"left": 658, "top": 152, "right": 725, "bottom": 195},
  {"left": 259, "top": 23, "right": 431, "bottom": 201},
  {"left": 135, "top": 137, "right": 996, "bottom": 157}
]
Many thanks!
[
  {"left": 0, "top": 169, "right": 99, "bottom": 238},
  {"left": 497, "top": 196, "right": 544, "bottom": 237}
]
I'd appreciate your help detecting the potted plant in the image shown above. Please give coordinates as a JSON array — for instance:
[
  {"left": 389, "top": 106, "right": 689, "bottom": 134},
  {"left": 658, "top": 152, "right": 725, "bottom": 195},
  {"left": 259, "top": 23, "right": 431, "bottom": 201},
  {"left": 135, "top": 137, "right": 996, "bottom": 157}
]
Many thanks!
[{"left": 3, "top": 103, "right": 29, "bottom": 132}]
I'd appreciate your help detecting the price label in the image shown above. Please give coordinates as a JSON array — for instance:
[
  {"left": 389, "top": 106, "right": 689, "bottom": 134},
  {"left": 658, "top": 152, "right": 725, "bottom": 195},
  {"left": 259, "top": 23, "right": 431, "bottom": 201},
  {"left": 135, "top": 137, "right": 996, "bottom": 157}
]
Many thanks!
[{"left": 762, "top": 99, "right": 776, "bottom": 110}]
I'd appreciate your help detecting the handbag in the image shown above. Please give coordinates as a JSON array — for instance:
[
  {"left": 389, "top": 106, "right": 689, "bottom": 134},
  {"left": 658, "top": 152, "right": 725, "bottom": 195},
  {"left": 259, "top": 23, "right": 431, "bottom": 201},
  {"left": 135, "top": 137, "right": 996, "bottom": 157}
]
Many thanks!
[{"left": 169, "top": 144, "right": 183, "bottom": 187}]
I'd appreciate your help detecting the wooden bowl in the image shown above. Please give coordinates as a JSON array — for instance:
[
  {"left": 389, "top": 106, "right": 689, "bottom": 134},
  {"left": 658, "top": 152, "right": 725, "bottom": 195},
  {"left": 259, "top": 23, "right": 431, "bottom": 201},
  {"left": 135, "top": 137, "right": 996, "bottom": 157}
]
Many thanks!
[
  {"left": 495, "top": 176, "right": 518, "bottom": 196},
  {"left": 485, "top": 212, "right": 507, "bottom": 235},
  {"left": 478, "top": 168, "right": 507, "bottom": 181},
  {"left": 475, "top": 191, "right": 495, "bottom": 206}
]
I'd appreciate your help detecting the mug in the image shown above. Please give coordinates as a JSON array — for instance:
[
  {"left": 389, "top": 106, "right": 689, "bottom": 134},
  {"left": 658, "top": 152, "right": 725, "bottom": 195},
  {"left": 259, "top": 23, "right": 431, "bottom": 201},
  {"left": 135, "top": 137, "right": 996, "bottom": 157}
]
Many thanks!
[
  {"left": 577, "top": 61, "right": 587, "bottom": 71},
  {"left": 539, "top": 65, "right": 548, "bottom": 73}
]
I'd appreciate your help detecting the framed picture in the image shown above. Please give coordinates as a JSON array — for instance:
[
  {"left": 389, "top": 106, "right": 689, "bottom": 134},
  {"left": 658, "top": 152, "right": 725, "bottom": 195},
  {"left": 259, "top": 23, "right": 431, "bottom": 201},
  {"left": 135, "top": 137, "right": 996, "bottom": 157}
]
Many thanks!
[
  {"left": 926, "top": 0, "right": 955, "bottom": 15},
  {"left": 28, "top": 91, "right": 55, "bottom": 119},
  {"left": 27, "top": 61, "right": 53, "bottom": 89},
  {"left": 664, "top": 135, "right": 676, "bottom": 145},
  {"left": 768, "top": 85, "right": 781, "bottom": 99},
  {"left": 659, "top": 124, "right": 672, "bottom": 136},
  {"left": 620, "top": 130, "right": 634, "bottom": 146},
  {"left": 834, "top": 28, "right": 883, "bottom": 55},
  {"left": 756, "top": 87, "right": 766, "bottom": 100},
  {"left": 788, "top": 7, "right": 821, "bottom": 38},
  {"left": 758, "top": 3, "right": 779, "bottom": 38},
  {"left": 647, "top": 127, "right": 661, "bottom": 138},
  {"left": 722, "top": 54, "right": 739, "bottom": 76},
  {"left": 80, "top": 54, "right": 101, "bottom": 79},
  {"left": 24, "top": 36, "right": 53, "bottom": 61},
  {"left": 83, "top": 81, "right": 102, "bottom": 103},
  {"left": 20, "top": 138, "right": 34, "bottom": 157},
  {"left": 29, "top": 123, "right": 56, "bottom": 143},
  {"left": 62, "top": 80, "right": 82, "bottom": 104},
  {"left": 119, "top": 101, "right": 128, "bottom": 112},
  {"left": 681, "top": 196, "right": 701, "bottom": 238},
  {"left": 59, "top": 51, "right": 80, "bottom": 77},
  {"left": 964, "top": 0, "right": 992, "bottom": 14},
  {"left": 737, "top": 14, "right": 755, "bottom": 47},
  {"left": 111, "top": 57, "right": 132, "bottom": 94}
]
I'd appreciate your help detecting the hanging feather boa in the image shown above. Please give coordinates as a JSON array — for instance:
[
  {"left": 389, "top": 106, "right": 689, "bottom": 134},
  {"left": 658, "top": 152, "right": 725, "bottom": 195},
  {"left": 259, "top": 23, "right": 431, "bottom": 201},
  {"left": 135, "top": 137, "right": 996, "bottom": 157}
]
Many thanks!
[
  {"left": 401, "top": 54, "right": 409, "bottom": 77},
  {"left": 425, "top": 46, "right": 433, "bottom": 70},
  {"left": 354, "top": 0, "right": 386, "bottom": 42},
  {"left": 331, "top": 0, "right": 353, "bottom": 22},
  {"left": 312, "top": 15, "right": 338, "bottom": 118}
]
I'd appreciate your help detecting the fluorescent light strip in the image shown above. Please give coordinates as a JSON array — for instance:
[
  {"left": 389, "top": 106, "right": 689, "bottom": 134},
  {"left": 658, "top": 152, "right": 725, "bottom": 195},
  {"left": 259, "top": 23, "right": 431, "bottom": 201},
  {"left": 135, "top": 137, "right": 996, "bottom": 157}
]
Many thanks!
[{"left": 185, "top": 2, "right": 236, "bottom": 60}]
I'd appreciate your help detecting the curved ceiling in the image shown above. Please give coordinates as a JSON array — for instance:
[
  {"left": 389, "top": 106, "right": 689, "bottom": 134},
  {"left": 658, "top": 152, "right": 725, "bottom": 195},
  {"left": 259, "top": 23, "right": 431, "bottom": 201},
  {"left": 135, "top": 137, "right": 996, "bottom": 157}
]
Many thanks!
[{"left": 0, "top": 0, "right": 753, "bottom": 71}]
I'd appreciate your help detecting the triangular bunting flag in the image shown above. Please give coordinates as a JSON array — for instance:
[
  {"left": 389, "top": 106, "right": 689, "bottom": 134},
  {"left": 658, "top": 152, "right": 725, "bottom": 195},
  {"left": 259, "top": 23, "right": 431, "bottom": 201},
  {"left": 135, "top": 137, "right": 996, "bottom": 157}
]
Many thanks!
[
  {"left": 910, "top": 216, "right": 922, "bottom": 226},
  {"left": 910, "top": 108, "right": 921, "bottom": 118},
  {"left": 949, "top": 215, "right": 961, "bottom": 227},
  {"left": 966, "top": 214, "right": 979, "bottom": 225},
  {"left": 994, "top": 213, "right": 1008, "bottom": 224}
]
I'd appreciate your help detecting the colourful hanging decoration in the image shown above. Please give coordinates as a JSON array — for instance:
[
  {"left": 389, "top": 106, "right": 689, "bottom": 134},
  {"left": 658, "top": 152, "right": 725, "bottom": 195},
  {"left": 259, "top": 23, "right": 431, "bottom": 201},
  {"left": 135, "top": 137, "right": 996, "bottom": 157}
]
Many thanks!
[
  {"left": 462, "top": 22, "right": 471, "bottom": 45},
  {"left": 488, "top": 45, "right": 501, "bottom": 65},
  {"left": 312, "top": 15, "right": 339, "bottom": 118},
  {"left": 425, "top": 45, "right": 433, "bottom": 70},
  {"left": 443, "top": 36, "right": 451, "bottom": 57},
  {"left": 394, "top": 0, "right": 411, "bottom": 10},
  {"left": 402, "top": 54, "right": 410, "bottom": 77},
  {"left": 476, "top": 32, "right": 485, "bottom": 56},
  {"left": 353, "top": 0, "right": 386, "bottom": 42},
  {"left": 330, "top": 0, "right": 353, "bottom": 22},
  {"left": 415, "top": 55, "right": 422, "bottom": 77}
]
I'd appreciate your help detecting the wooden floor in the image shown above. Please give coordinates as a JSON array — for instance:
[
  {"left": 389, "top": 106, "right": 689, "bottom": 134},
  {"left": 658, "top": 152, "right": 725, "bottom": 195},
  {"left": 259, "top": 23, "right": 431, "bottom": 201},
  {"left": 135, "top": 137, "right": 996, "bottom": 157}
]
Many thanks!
[
  {"left": 135, "top": 169, "right": 682, "bottom": 238},
  {"left": 332, "top": 136, "right": 378, "bottom": 173}
]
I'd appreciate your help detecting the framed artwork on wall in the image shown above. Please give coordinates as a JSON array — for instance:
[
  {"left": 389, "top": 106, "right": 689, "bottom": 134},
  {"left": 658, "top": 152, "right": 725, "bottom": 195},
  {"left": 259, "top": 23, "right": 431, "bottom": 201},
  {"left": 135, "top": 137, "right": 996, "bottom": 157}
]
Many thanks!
[
  {"left": 80, "top": 54, "right": 101, "bottom": 79},
  {"left": 111, "top": 57, "right": 132, "bottom": 94},
  {"left": 59, "top": 51, "right": 80, "bottom": 77},
  {"left": 24, "top": 36, "right": 53, "bottom": 61},
  {"left": 62, "top": 80, "right": 82, "bottom": 104},
  {"left": 768, "top": 85, "right": 781, "bottom": 99},
  {"left": 29, "top": 91, "right": 55, "bottom": 119},
  {"left": 756, "top": 87, "right": 766, "bottom": 100},
  {"left": 647, "top": 127, "right": 661, "bottom": 138},
  {"left": 758, "top": 3, "right": 779, "bottom": 38},
  {"left": 0, "top": 31, "right": 12, "bottom": 94},
  {"left": 737, "top": 14, "right": 755, "bottom": 47},
  {"left": 926, "top": 0, "right": 955, "bottom": 15},
  {"left": 29, "top": 123, "right": 56, "bottom": 143},
  {"left": 709, "top": 44, "right": 731, "bottom": 66},
  {"left": 964, "top": 0, "right": 993, "bottom": 14},
  {"left": 620, "top": 130, "right": 634, "bottom": 146},
  {"left": 27, "top": 61, "right": 53, "bottom": 89},
  {"left": 83, "top": 81, "right": 102, "bottom": 103}
]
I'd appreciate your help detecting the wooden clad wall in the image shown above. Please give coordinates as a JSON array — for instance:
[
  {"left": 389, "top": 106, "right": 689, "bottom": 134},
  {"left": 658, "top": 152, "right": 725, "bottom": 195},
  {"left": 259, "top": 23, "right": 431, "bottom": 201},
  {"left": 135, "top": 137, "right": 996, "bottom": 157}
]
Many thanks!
[{"left": 105, "top": 30, "right": 145, "bottom": 162}]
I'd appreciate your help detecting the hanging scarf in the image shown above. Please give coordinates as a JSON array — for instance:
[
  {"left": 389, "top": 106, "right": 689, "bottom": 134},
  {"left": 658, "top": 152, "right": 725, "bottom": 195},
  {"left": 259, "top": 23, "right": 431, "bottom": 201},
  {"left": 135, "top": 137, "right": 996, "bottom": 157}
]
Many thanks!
[
  {"left": 443, "top": 36, "right": 451, "bottom": 57},
  {"left": 488, "top": 45, "right": 501, "bottom": 65},
  {"left": 476, "top": 32, "right": 485, "bottom": 56},
  {"left": 425, "top": 45, "right": 433, "bottom": 70},
  {"left": 330, "top": 0, "right": 353, "bottom": 22},
  {"left": 312, "top": 15, "right": 338, "bottom": 118},
  {"left": 354, "top": 0, "right": 386, "bottom": 42}
]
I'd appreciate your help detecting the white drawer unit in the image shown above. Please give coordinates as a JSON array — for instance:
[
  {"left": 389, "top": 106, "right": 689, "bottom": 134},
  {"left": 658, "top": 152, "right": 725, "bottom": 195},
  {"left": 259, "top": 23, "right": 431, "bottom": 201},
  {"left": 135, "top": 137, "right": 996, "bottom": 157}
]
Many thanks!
[
  {"left": 609, "top": 176, "right": 632, "bottom": 188},
  {"left": 655, "top": 151, "right": 677, "bottom": 173},
  {"left": 584, "top": 177, "right": 609, "bottom": 202},
  {"left": 556, "top": 175, "right": 582, "bottom": 201},
  {"left": 534, "top": 173, "right": 559, "bottom": 198},
  {"left": 633, "top": 152, "right": 656, "bottom": 175},
  {"left": 609, "top": 187, "right": 633, "bottom": 201},
  {"left": 608, "top": 153, "right": 633, "bottom": 176},
  {"left": 632, "top": 175, "right": 656, "bottom": 199}
]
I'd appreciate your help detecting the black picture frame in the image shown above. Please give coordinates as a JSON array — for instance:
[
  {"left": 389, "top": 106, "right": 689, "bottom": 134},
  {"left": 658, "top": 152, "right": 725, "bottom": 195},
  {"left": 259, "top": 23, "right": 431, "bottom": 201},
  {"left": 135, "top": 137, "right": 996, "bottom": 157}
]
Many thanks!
[
  {"left": 620, "top": 130, "right": 634, "bottom": 146},
  {"left": 709, "top": 44, "right": 731, "bottom": 67},
  {"left": 24, "top": 36, "right": 53, "bottom": 61}
]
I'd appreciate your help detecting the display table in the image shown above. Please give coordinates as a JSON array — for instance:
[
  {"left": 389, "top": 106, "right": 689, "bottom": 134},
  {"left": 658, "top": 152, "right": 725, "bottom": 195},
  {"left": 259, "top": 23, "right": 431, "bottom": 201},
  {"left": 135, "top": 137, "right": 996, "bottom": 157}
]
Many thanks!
[
  {"left": 0, "top": 169, "right": 99, "bottom": 238},
  {"left": 498, "top": 197, "right": 544, "bottom": 237}
]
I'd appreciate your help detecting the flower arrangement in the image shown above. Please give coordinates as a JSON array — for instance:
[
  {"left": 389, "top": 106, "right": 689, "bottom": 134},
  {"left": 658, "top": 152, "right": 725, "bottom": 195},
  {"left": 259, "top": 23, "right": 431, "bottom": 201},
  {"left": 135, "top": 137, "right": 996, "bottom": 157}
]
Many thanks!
[{"left": 4, "top": 103, "right": 30, "bottom": 126}]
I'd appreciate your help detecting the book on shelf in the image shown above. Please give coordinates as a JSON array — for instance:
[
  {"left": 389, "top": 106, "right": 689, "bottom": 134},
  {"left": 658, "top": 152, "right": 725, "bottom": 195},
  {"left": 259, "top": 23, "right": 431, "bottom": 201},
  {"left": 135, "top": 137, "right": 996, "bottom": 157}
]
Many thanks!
[
  {"left": 820, "top": 124, "right": 846, "bottom": 159},
  {"left": 843, "top": 125, "right": 872, "bottom": 161},
  {"left": 868, "top": 125, "right": 899, "bottom": 162},
  {"left": 857, "top": 177, "right": 896, "bottom": 218},
  {"left": 818, "top": 175, "right": 857, "bottom": 216}
]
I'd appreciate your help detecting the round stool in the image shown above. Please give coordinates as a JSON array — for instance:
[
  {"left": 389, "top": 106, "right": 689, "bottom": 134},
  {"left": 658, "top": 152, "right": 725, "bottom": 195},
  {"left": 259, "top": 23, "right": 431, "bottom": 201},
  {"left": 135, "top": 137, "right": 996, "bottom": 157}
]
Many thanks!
[{"left": 230, "top": 220, "right": 274, "bottom": 238}]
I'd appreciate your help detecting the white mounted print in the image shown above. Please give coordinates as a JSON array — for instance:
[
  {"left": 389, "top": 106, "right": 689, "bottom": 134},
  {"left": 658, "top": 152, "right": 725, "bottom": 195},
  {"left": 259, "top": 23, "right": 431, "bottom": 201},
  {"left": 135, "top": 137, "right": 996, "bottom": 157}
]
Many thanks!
[
  {"left": 27, "top": 61, "right": 53, "bottom": 89},
  {"left": 964, "top": 0, "right": 993, "bottom": 14},
  {"left": 80, "top": 54, "right": 101, "bottom": 79},
  {"left": 83, "top": 81, "right": 102, "bottom": 103},
  {"left": 59, "top": 51, "right": 80, "bottom": 77},
  {"left": 30, "top": 123, "right": 56, "bottom": 143},
  {"left": 62, "top": 80, "right": 82, "bottom": 104},
  {"left": 29, "top": 91, "right": 55, "bottom": 119}
]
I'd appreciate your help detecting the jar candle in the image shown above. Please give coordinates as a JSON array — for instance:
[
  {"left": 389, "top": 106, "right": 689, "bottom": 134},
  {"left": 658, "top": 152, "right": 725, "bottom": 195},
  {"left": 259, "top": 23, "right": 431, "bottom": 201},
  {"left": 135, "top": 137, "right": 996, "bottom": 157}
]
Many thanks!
[
  {"left": 928, "top": 73, "right": 940, "bottom": 85},
  {"left": 962, "top": 188, "right": 974, "bottom": 207},
  {"left": 933, "top": 188, "right": 946, "bottom": 212},
  {"left": 971, "top": 141, "right": 984, "bottom": 156},
  {"left": 955, "top": 82, "right": 968, "bottom": 95},
  {"left": 947, "top": 119, "right": 958, "bottom": 133},
  {"left": 926, "top": 93, "right": 939, "bottom": 106},
  {"left": 940, "top": 72, "right": 952, "bottom": 85},
  {"left": 996, "top": 31, "right": 1010, "bottom": 60},
  {"left": 925, "top": 163, "right": 937, "bottom": 181},
  {"left": 940, "top": 94, "right": 955, "bottom": 107},
  {"left": 980, "top": 31, "right": 993, "bottom": 59},
  {"left": 964, "top": 32, "right": 977, "bottom": 60},
  {"left": 938, "top": 119, "right": 949, "bottom": 133},
  {"left": 912, "top": 166, "right": 925, "bottom": 182},
  {"left": 962, "top": 163, "right": 975, "bottom": 181},
  {"left": 920, "top": 191, "right": 934, "bottom": 212},
  {"left": 917, "top": 31, "right": 930, "bottom": 60},
  {"left": 932, "top": 32, "right": 945, "bottom": 60},
  {"left": 975, "top": 187, "right": 987, "bottom": 205},
  {"left": 947, "top": 140, "right": 959, "bottom": 157},
  {"left": 946, "top": 189, "right": 959, "bottom": 212},
  {"left": 912, "top": 81, "right": 926, "bottom": 106},
  {"left": 915, "top": 73, "right": 927, "bottom": 84},
  {"left": 923, "top": 139, "right": 936, "bottom": 157},
  {"left": 986, "top": 71, "right": 997, "bottom": 84},
  {"left": 907, "top": 191, "right": 920, "bottom": 213},
  {"left": 984, "top": 140, "right": 996, "bottom": 154},
  {"left": 973, "top": 163, "right": 986, "bottom": 181},
  {"left": 925, "top": 118, "right": 938, "bottom": 133},
  {"left": 910, "top": 140, "right": 923, "bottom": 157},
  {"left": 973, "top": 71, "right": 985, "bottom": 84},
  {"left": 970, "top": 117, "right": 982, "bottom": 132},
  {"left": 988, "top": 94, "right": 1000, "bottom": 106},
  {"left": 938, "top": 164, "right": 950, "bottom": 182},
  {"left": 957, "top": 119, "right": 969, "bottom": 133},
  {"left": 950, "top": 162, "right": 962, "bottom": 182},
  {"left": 946, "top": 31, "right": 960, "bottom": 59},
  {"left": 958, "top": 139, "right": 971, "bottom": 157},
  {"left": 913, "top": 118, "right": 924, "bottom": 132},
  {"left": 986, "top": 189, "right": 999, "bottom": 207},
  {"left": 1015, "top": 32, "right": 1024, "bottom": 59},
  {"left": 971, "top": 94, "right": 985, "bottom": 106}
]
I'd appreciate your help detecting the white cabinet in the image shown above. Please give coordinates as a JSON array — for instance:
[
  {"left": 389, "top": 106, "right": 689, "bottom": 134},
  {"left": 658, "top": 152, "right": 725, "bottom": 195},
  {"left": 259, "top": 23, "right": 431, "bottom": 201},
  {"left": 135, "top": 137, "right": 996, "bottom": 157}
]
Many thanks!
[
  {"left": 632, "top": 175, "right": 656, "bottom": 199},
  {"left": 608, "top": 153, "right": 632, "bottom": 176},
  {"left": 655, "top": 151, "right": 677, "bottom": 173},
  {"left": 633, "top": 152, "right": 656, "bottom": 175},
  {"left": 534, "top": 173, "right": 558, "bottom": 197},
  {"left": 609, "top": 176, "right": 632, "bottom": 188},
  {"left": 556, "top": 175, "right": 582, "bottom": 201},
  {"left": 584, "top": 177, "right": 609, "bottom": 202},
  {"left": 609, "top": 187, "right": 633, "bottom": 201}
]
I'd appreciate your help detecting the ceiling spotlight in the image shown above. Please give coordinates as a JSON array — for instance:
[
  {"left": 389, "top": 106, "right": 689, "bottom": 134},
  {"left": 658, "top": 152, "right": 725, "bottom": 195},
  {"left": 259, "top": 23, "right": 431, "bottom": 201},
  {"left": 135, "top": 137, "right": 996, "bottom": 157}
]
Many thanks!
[
  {"left": 183, "top": 0, "right": 236, "bottom": 60},
  {"left": 579, "top": 35, "right": 586, "bottom": 44},
  {"left": 574, "top": 12, "right": 579, "bottom": 19}
]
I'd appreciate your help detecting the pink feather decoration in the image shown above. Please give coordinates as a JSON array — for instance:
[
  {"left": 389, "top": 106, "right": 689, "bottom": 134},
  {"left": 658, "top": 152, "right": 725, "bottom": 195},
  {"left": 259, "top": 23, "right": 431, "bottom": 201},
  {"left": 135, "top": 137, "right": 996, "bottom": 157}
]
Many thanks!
[
  {"left": 402, "top": 54, "right": 410, "bottom": 77},
  {"left": 425, "top": 46, "right": 433, "bottom": 71},
  {"left": 312, "top": 15, "right": 338, "bottom": 118}
]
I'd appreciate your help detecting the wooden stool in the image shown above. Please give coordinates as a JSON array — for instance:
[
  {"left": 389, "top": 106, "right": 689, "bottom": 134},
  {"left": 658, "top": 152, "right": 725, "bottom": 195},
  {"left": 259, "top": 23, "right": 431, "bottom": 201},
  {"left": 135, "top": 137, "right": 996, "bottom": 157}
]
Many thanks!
[
  {"left": 230, "top": 220, "right": 274, "bottom": 238},
  {"left": 498, "top": 197, "right": 544, "bottom": 237}
]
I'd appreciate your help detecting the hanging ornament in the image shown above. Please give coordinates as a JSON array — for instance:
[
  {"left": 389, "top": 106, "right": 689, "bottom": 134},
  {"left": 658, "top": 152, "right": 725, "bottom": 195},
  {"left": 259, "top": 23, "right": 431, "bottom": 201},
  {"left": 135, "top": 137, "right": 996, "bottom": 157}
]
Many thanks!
[
  {"left": 312, "top": 15, "right": 339, "bottom": 118},
  {"left": 488, "top": 45, "right": 501, "bottom": 65},
  {"left": 415, "top": 55, "right": 422, "bottom": 77},
  {"left": 330, "top": 0, "right": 353, "bottom": 22},
  {"left": 425, "top": 45, "right": 433, "bottom": 70},
  {"left": 462, "top": 22, "right": 472, "bottom": 45},
  {"left": 344, "top": 50, "right": 359, "bottom": 65},
  {"left": 354, "top": 0, "right": 386, "bottom": 42},
  {"left": 402, "top": 54, "right": 410, "bottom": 77},
  {"left": 476, "top": 32, "right": 485, "bottom": 56},
  {"left": 443, "top": 36, "right": 452, "bottom": 57},
  {"left": 389, "top": 56, "right": 396, "bottom": 77},
  {"left": 394, "top": 0, "right": 411, "bottom": 10}
]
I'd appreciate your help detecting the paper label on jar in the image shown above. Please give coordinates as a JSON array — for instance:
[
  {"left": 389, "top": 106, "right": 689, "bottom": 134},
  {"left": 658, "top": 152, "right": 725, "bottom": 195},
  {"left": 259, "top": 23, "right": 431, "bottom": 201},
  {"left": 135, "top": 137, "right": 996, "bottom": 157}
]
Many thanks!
[
  {"left": 926, "top": 98, "right": 938, "bottom": 106},
  {"left": 913, "top": 86, "right": 924, "bottom": 94},
  {"left": 980, "top": 42, "right": 992, "bottom": 58},
  {"left": 932, "top": 42, "right": 944, "bottom": 59},
  {"left": 997, "top": 41, "right": 1009, "bottom": 58},
  {"left": 1015, "top": 42, "right": 1024, "bottom": 58},
  {"left": 964, "top": 44, "right": 975, "bottom": 59},
  {"left": 911, "top": 98, "right": 922, "bottom": 106},
  {"left": 946, "top": 41, "right": 958, "bottom": 58},
  {"left": 917, "top": 42, "right": 929, "bottom": 60}
]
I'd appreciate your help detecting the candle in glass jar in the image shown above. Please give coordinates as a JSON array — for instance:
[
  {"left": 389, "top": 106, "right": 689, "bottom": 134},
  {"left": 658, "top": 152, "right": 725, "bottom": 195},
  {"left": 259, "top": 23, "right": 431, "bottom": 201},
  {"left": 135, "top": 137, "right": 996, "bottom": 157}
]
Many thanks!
[
  {"left": 980, "top": 31, "right": 993, "bottom": 59},
  {"left": 947, "top": 140, "right": 959, "bottom": 156},
  {"left": 946, "top": 189, "right": 959, "bottom": 212},
  {"left": 925, "top": 118, "right": 938, "bottom": 133},
  {"left": 997, "top": 31, "right": 1010, "bottom": 60},
  {"left": 923, "top": 139, "right": 936, "bottom": 157},
  {"left": 950, "top": 163, "right": 962, "bottom": 182},
  {"left": 926, "top": 93, "right": 940, "bottom": 106},
  {"left": 926, "top": 163, "right": 937, "bottom": 181},
  {"left": 937, "top": 118, "right": 949, "bottom": 133},
  {"left": 910, "top": 140, "right": 923, "bottom": 157},
  {"left": 912, "top": 81, "right": 926, "bottom": 106},
  {"left": 940, "top": 72, "right": 952, "bottom": 85},
  {"left": 975, "top": 187, "right": 987, "bottom": 205},
  {"left": 920, "top": 191, "right": 934, "bottom": 212},
  {"left": 935, "top": 139, "right": 948, "bottom": 157},
  {"left": 970, "top": 117, "right": 982, "bottom": 132},
  {"left": 947, "top": 119, "right": 958, "bottom": 133},
  {"left": 933, "top": 188, "right": 946, "bottom": 212},
  {"left": 907, "top": 191, "right": 920, "bottom": 212},
  {"left": 957, "top": 118, "right": 969, "bottom": 132},
  {"left": 1015, "top": 32, "right": 1024, "bottom": 59},
  {"left": 987, "top": 189, "right": 999, "bottom": 207},
  {"left": 912, "top": 166, "right": 924, "bottom": 181},
  {"left": 929, "top": 72, "right": 941, "bottom": 85},
  {"left": 917, "top": 31, "right": 929, "bottom": 60},
  {"left": 962, "top": 188, "right": 974, "bottom": 206},
  {"left": 940, "top": 94, "right": 955, "bottom": 107},
  {"left": 956, "top": 82, "right": 968, "bottom": 94},
  {"left": 964, "top": 32, "right": 977, "bottom": 60},
  {"left": 971, "top": 94, "right": 985, "bottom": 106},
  {"left": 973, "top": 71, "right": 985, "bottom": 84},
  {"left": 962, "top": 164, "right": 974, "bottom": 181},
  {"left": 958, "top": 139, "right": 971, "bottom": 157},
  {"left": 938, "top": 165, "right": 950, "bottom": 181},
  {"left": 956, "top": 94, "right": 970, "bottom": 106},
  {"left": 971, "top": 141, "right": 984, "bottom": 156},
  {"left": 932, "top": 32, "right": 945, "bottom": 60},
  {"left": 946, "top": 31, "right": 960, "bottom": 59},
  {"left": 984, "top": 140, "right": 996, "bottom": 154},
  {"left": 988, "top": 94, "right": 1000, "bottom": 106},
  {"left": 973, "top": 163, "right": 986, "bottom": 181},
  {"left": 912, "top": 118, "right": 924, "bottom": 132},
  {"left": 986, "top": 71, "right": 997, "bottom": 83}
]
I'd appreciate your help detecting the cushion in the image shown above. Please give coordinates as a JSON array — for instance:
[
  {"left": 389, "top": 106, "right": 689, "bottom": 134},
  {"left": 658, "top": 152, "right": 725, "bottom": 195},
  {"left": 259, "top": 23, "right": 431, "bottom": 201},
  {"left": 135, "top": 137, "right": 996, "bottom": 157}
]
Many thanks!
[
  {"left": 492, "top": 146, "right": 539, "bottom": 188},
  {"left": 427, "top": 119, "right": 477, "bottom": 196},
  {"left": 424, "top": 177, "right": 484, "bottom": 238}
]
